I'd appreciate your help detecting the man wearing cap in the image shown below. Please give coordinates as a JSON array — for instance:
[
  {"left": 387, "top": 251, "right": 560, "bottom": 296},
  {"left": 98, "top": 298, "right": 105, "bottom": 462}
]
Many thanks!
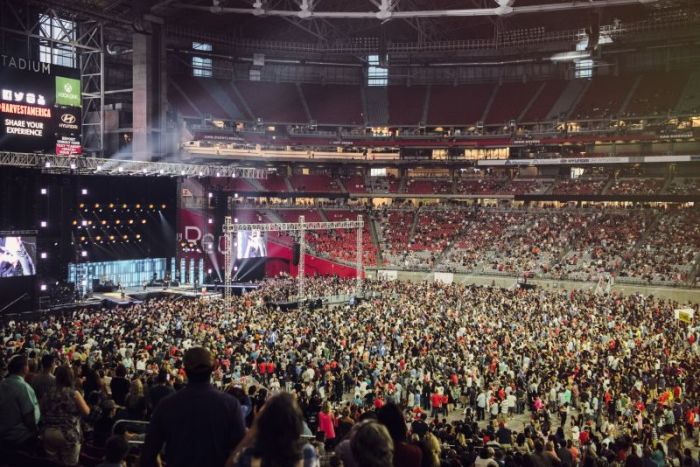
[{"left": 140, "top": 347, "right": 246, "bottom": 467}]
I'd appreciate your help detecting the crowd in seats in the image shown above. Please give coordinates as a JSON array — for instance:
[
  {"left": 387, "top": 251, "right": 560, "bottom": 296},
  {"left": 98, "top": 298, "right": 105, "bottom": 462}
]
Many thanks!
[
  {"left": 454, "top": 177, "right": 504, "bottom": 195},
  {"left": 404, "top": 179, "right": 453, "bottom": 195},
  {"left": 666, "top": 178, "right": 700, "bottom": 195},
  {"left": 289, "top": 174, "right": 342, "bottom": 193},
  {"left": 551, "top": 179, "right": 607, "bottom": 195},
  {"left": 555, "top": 210, "right": 654, "bottom": 282},
  {"left": 607, "top": 178, "right": 665, "bottom": 195},
  {"left": 572, "top": 75, "right": 636, "bottom": 120},
  {"left": 374, "top": 208, "right": 415, "bottom": 258},
  {"left": 307, "top": 210, "right": 378, "bottom": 266},
  {"left": 257, "top": 174, "right": 289, "bottom": 192},
  {"left": 497, "top": 180, "right": 551, "bottom": 195},
  {"left": 618, "top": 209, "right": 700, "bottom": 284},
  {"left": 235, "top": 82, "right": 307, "bottom": 123},
  {"left": 624, "top": 71, "right": 689, "bottom": 117},
  {"left": 300, "top": 84, "right": 364, "bottom": 125},
  {"left": 427, "top": 84, "right": 496, "bottom": 125}
]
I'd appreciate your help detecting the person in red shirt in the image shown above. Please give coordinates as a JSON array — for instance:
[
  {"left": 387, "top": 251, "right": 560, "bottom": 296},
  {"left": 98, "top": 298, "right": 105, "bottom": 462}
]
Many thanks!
[{"left": 430, "top": 391, "right": 443, "bottom": 418}]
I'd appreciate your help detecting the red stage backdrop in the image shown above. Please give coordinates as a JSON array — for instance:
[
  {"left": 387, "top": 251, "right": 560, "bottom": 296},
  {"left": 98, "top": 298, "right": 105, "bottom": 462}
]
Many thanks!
[{"left": 177, "top": 207, "right": 359, "bottom": 279}]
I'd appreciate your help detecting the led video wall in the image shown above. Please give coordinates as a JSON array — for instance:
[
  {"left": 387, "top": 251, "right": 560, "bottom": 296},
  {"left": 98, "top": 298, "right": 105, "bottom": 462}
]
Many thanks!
[{"left": 0, "top": 56, "right": 82, "bottom": 155}]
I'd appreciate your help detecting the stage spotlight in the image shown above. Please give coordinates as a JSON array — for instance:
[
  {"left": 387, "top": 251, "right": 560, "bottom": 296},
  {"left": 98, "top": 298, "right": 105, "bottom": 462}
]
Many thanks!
[
  {"left": 208, "top": 192, "right": 213, "bottom": 198},
  {"left": 81, "top": 189, "right": 88, "bottom": 195},
  {"left": 81, "top": 220, "right": 87, "bottom": 226},
  {"left": 41, "top": 188, "right": 47, "bottom": 195},
  {"left": 96, "top": 235, "right": 102, "bottom": 241},
  {"left": 79, "top": 203, "right": 84, "bottom": 208},
  {"left": 109, "top": 235, "right": 115, "bottom": 240},
  {"left": 128, "top": 219, "right": 133, "bottom": 224},
  {"left": 135, "top": 234, "right": 141, "bottom": 239},
  {"left": 40, "top": 252, "right": 47, "bottom": 259},
  {"left": 115, "top": 220, "right": 121, "bottom": 225},
  {"left": 81, "top": 251, "right": 87, "bottom": 257},
  {"left": 94, "top": 203, "right": 100, "bottom": 208},
  {"left": 122, "top": 203, "right": 127, "bottom": 209},
  {"left": 72, "top": 220, "right": 78, "bottom": 226},
  {"left": 123, "top": 235, "right": 128, "bottom": 240},
  {"left": 118, "top": 167, "right": 124, "bottom": 172},
  {"left": 70, "top": 163, "right": 76, "bottom": 170},
  {"left": 141, "top": 219, "right": 147, "bottom": 224},
  {"left": 216, "top": 172, "right": 221, "bottom": 177},
  {"left": 234, "top": 218, "right": 238, "bottom": 223},
  {"left": 208, "top": 218, "right": 213, "bottom": 224},
  {"left": 45, "top": 162, "right": 51, "bottom": 168},
  {"left": 234, "top": 193, "right": 239, "bottom": 198},
  {"left": 148, "top": 204, "right": 154, "bottom": 209},
  {"left": 161, "top": 204, "right": 166, "bottom": 209},
  {"left": 96, "top": 165, "right": 102, "bottom": 171},
  {"left": 234, "top": 266, "right": 238, "bottom": 272},
  {"left": 136, "top": 204, "right": 141, "bottom": 209},
  {"left": 109, "top": 203, "right": 114, "bottom": 208},
  {"left": 41, "top": 221, "right": 47, "bottom": 227},
  {"left": 80, "top": 236, "right": 86, "bottom": 241},
  {"left": 101, "top": 220, "right": 107, "bottom": 225},
  {"left": 40, "top": 284, "right": 47, "bottom": 291}
]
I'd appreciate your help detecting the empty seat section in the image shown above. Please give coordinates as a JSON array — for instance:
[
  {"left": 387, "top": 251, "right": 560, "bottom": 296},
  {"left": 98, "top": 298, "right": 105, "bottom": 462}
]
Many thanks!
[
  {"left": 258, "top": 174, "right": 289, "bottom": 192},
  {"left": 388, "top": 86, "right": 427, "bottom": 125},
  {"left": 235, "top": 82, "right": 307, "bottom": 123},
  {"left": 521, "top": 80, "right": 567, "bottom": 122},
  {"left": 172, "top": 76, "right": 230, "bottom": 119},
  {"left": 427, "top": 83, "right": 495, "bottom": 125},
  {"left": 340, "top": 175, "right": 367, "bottom": 193},
  {"left": 572, "top": 75, "right": 636, "bottom": 119},
  {"left": 485, "top": 82, "right": 541, "bottom": 124},
  {"left": 301, "top": 84, "right": 363, "bottom": 125},
  {"left": 625, "top": 71, "right": 690, "bottom": 117},
  {"left": 210, "top": 178, "right": 258, "bottom": 192}
]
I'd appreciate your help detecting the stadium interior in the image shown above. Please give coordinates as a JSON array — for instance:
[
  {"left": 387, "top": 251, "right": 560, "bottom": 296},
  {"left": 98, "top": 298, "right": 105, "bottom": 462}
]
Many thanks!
[{"left": 1, "top": 0, "right": 700, "bottom": 466}]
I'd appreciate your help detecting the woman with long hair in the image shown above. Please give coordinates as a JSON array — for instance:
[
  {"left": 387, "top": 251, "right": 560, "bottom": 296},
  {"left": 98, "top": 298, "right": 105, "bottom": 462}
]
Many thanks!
[
  {"left": 40, "top": 365, "right": 90, "bottom": 466},
  {"left": 125, "top": 378, "right": 146, "bottom": 420},
  {"left": 228, "top": 392, "right": 319, "bottom": 467}
]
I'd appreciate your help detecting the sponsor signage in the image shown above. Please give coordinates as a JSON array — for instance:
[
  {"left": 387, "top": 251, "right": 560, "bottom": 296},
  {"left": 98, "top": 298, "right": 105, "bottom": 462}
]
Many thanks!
[
  {"left": 0, "top": 55, "right": 81, "bottom": 154},
  {"left": 477, "top": 155, "right": 695, "bottom": 166},
  {"left": 55, "top": 76, "right": 81, "bottom": 107}
]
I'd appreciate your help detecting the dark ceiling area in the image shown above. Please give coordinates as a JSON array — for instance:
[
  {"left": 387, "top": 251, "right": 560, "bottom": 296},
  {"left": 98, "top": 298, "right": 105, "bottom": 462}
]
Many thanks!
[{"left": 55, "top": 0, "right": 700, "bottom": 44}]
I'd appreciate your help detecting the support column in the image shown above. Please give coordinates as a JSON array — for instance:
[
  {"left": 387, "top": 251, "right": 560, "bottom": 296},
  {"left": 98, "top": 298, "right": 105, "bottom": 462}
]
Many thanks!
[
  {"left": 132, "top": 20, "right": 166, "bottom": 161},
  {"left": 298, "top": 215, "right": 305, "bottom": 299},
  {"left": 223, "top": 216, "right": 234, "bottom": 309},
  {"left": 356, "top": 214, "right": 363, "bottom": 296}
]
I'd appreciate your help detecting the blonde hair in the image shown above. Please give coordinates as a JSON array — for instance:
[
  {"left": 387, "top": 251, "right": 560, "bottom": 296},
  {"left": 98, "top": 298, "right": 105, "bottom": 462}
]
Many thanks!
[{"left": 422, "top": 433, "right": 441, "bottom": 467}]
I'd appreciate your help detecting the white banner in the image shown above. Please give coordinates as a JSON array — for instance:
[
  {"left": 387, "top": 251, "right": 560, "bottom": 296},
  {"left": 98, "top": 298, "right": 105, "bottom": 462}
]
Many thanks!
[
  {"left": 377, "top": 270, "right": 398, "bottom": 281},
  {"left": 477, "top": 155, "right": 695, "bottom": 167},
  {"left": 434, "top": 272, "right": 454, "bottom": 284}
]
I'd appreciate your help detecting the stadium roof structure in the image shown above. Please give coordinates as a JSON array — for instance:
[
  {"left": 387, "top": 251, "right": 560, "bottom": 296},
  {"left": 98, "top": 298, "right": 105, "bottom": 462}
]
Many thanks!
[{"left": 29, "top": 0, "right": 700, "bottom": 46}]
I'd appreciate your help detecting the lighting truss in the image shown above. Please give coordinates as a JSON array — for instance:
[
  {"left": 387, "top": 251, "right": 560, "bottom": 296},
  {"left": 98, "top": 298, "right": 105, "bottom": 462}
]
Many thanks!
[
  {"left": 0, "top": 152, "right": 267, "bottom": 179},
  {"left": 222, "top": 216, "right": 364, "bottom": 308}
]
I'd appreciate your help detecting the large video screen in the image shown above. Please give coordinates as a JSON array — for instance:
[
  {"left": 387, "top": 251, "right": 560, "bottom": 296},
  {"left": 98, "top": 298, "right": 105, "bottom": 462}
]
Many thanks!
[
  {"left": 0, "top": 56, "right": 82, "bottom": 155},
  {"left": 237, "top": 230, "right": 267, "bottom": 259},
  {"left": 0, "top": 236, "right": 36, "bottom": 277}
]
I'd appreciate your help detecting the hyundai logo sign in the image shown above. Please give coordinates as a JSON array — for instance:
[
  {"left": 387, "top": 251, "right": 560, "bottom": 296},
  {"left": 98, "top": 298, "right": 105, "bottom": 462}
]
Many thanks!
[{"left": 60, "top": 113, "right": 76, "bottom": 124}]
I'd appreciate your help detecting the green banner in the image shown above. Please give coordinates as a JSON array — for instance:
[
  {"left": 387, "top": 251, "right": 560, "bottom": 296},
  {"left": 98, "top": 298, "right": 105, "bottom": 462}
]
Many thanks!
[{"left": 55, "top": 76, "right": 81, "bottom": 106}]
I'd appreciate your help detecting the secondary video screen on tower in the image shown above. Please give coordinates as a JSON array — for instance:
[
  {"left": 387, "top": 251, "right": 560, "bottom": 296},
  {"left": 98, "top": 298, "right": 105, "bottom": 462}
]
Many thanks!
[
  {"left": 0, "top": 236, "right": 36, "bottom": 278},
  {"left": 237, "top": 230, "right": 267, "bottom": 258}
]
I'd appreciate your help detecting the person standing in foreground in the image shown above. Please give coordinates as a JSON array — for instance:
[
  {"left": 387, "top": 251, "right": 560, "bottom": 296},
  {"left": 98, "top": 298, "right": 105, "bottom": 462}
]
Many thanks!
[
  {"left": 0, "top": 355, "right": 40, "bottom": 450},
  {"left": 140, "top": 347, "right": 246, "bottom": 467}
]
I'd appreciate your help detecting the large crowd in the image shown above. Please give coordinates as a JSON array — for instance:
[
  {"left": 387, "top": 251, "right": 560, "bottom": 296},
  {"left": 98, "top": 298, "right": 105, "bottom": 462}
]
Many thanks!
[{"left": 1, "top": 277, "right": 700, "bottom": 467}]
